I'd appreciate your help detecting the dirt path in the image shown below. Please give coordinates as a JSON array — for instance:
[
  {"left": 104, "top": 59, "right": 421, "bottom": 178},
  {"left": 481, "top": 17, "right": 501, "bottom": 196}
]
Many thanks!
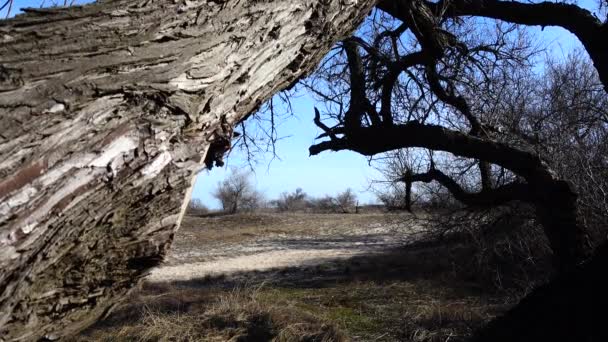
[{"left": 147, "top": 212, "right": 424, "bottom": 282}]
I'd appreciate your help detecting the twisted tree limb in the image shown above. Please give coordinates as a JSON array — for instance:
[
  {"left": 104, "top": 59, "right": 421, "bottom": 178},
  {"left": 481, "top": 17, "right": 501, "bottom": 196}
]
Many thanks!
[
  {"left": 378, "top": 0, "right": 608, "bottom": 92},
  {"left": 401, "top": 167, "right": 530, "bottom": 206}
]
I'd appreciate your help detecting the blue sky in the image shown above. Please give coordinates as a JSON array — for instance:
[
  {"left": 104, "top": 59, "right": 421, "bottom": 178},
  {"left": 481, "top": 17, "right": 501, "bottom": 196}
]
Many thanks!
[
  {"left": 193, "top": 93, "right": 383, "bottom": 207},
  {"left": 192, "top": 22, "right": 587, "bottom": 209},
  {"left": 191, "top": 10, "right": 595, "bottom": 209},
  {"left": 2, "top": 0, "right": 91, "bottom": 16},
  {"left": 3, "top": 0, "right": 596, "bottom": 208}
]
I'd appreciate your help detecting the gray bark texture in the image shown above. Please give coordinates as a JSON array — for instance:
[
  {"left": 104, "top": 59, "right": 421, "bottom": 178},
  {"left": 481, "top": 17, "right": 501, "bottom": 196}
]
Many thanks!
[{"left": 0, "top": 0, "right": 375, "bottom": 340}]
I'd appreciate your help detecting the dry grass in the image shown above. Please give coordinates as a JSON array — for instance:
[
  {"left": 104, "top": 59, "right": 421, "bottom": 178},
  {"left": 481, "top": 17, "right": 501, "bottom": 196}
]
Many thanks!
[
  {"left": 72, "top": 211, "right": 528, "bottom": 341},
  {"left": 75, "top": 247, "right": 514, "bottom": 341},
  {"left": 74, "top": 276, "right": 509, "bottom": 341},
  {"left": 177, "top": 212, "right": 412, "bottom": 246},
  {"left": 72, "top": 283, "right": 347, "bottom": 342}
]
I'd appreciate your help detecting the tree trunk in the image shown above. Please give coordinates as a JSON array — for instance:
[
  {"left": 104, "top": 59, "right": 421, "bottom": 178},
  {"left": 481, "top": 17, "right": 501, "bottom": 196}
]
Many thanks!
[
  {"left": 533, "top": 180, "right": 591, "bottom": 272},
  {"left": 0, "top": 1, "right": 375, "bottom": 340},
  {"left": 471, "top": 241, "right": 608, "bottom": 342},
  {"left": 404, "top": 169, "right": 412, "bottom": 212}
]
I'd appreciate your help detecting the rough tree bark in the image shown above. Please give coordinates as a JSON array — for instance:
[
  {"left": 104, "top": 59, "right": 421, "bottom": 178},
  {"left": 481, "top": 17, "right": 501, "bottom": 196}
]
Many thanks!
[{"left": 0, "top": 0, "right": 375, "bottom": 340}]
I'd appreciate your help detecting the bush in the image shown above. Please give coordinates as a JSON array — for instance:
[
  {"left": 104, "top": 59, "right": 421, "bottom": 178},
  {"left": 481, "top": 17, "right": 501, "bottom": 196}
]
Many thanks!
[
  {"left": 307, "top": 189, "right": 358, "bottom": 213},
  {"left": 274, "top": 188, "right": 308, "bottom": 212},
  {"left": 308, "top": 195, "right": 337, "bottom": 213},
  {"left": 418, "top": 204, "right": 552, "bottom": 293},
  {"left": 269, "top": 188, "right": 359, "bottom": 214},
  {"left": 376, "top": 186, "right": 408, "bottom": 211}
]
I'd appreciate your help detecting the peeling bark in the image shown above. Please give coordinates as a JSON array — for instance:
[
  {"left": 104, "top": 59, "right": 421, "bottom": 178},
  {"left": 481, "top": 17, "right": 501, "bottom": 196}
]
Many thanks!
[{"left": 0, "top": 0, "right": 376, "bottom": 340}]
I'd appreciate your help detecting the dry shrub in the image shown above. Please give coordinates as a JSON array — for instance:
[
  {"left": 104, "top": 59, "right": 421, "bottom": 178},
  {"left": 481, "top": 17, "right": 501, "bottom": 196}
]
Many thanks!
[
  {"left": 206, "top": 286, "right": 347, "bottom": 342},
  {"left": 397, "top": 300, "right": 486, "bottom": 342},
  {"left": 273, "top": 188, "right": 358, "bottom": 214},
  {"left": 307, "top": 189, "right": 358, "bottom": 214},
  {"left": 274, "top": 188, "right": 308, "bottom": 212},
  {"left": 418, "top": 204, "right": 552, "bottom": 293}
]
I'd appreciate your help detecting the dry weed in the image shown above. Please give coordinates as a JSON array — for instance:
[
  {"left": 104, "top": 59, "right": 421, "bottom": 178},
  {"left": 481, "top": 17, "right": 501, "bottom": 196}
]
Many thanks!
[{"left": 74, "top": 283, "right": 347, "bottom": 342}]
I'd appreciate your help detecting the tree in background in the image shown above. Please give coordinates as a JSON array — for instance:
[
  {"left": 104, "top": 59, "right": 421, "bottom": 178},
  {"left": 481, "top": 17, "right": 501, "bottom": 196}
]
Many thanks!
[
  {"left": 307, "top": 189, "right": 358, "bottom": 213},
  {"left": 187, "top": 198, "right": 209, "bottom": 217},
  {"left": 373, "top": 149, "right": 426, "bottom": 211},
  {"left": 335, "top": 188, "right": 358, "bottom": 213},
  {"left": 273, "top": 187, "right": 358, "bottom": 213},
  {"left": 212, "top": 170, "right": 262, "bottom": 214}
]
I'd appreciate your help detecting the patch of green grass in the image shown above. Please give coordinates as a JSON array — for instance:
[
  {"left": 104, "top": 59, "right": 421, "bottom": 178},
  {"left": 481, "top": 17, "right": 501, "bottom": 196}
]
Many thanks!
[
  {"left": 327, "top": 306, "right": 380, "bottom": 335},
  {"left": 249, "top": 278, "right": 509, "bottom": 341},
  {"left": 256, "top": 286, "right": 382, "bottom": 337},
  {"left": 75, "top": 273, "right": 512, "bottom": 341}
]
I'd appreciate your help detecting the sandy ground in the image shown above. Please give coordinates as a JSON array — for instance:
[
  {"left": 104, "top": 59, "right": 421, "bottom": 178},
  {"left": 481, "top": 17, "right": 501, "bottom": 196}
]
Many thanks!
[{"left": 147, "top": 212, "right": 424, "bottom": 282}]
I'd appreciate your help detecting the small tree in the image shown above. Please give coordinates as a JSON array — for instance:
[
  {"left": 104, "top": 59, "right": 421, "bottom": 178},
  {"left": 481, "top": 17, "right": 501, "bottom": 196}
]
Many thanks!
[
  {"left": 187, "top": 198, "right": 210, "bottom": 216},
  {"left": 335, "top": 188, "right": 357, "bottom": 213},
  {"left": 212, "top": 170, "right": 262, "bottom": 214}
]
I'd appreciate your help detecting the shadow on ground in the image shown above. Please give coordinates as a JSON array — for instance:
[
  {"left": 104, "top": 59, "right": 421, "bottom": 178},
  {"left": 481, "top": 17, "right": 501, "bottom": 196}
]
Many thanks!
[
  {"left": 78, "top": 235, "right": 517, "bottom": 342},
  {"left": 162, "top": 236, "right": 485, "bottom": 292}
]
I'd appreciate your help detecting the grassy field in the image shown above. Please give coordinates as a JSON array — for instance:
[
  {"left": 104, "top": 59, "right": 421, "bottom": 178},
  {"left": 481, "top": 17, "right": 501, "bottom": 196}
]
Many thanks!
[{"left": 72, "top": 212, "right": 524, "bottom": 341}]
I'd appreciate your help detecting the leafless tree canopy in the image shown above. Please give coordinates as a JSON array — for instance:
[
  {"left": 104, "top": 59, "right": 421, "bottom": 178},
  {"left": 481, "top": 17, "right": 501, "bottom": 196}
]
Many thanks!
[
  {"left": 372, "top": 52, "right": 608, "bottom": 220},
  {"left": 274, "top": 187, "right": 308, "bottom": 212},
  {"left": 306, "top": 0, "right": 608, "bottom": 270},
  {"left": 212, "top": 170, "right": 263, "bottom": 214},
  {"left": 0, "top": 0, "right": 607, "bottom": 340},
  {"left": 334, "top": 188, "right": 358, "bottom": 213}
]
